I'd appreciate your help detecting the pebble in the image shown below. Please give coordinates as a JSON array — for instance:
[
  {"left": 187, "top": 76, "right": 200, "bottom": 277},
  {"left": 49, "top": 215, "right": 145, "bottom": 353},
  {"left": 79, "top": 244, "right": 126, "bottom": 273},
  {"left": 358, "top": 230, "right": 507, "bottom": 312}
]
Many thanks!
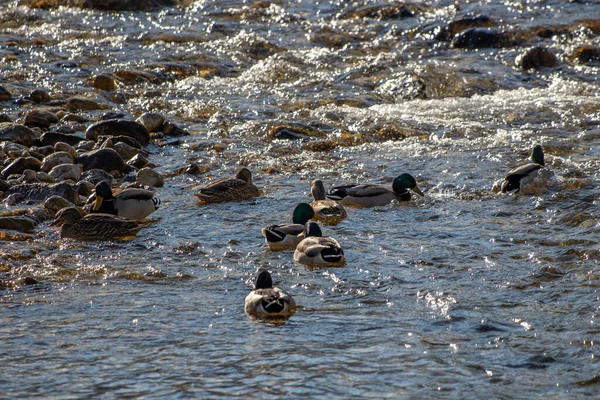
[
  {"left": 28, "top": 89, "right": 51, "bottom": 103},
  {"left": 127, "top": 153, "right": 148, "bottom": 169},
  {"left": 113, "top": 142, "right": 140, "bottom": 160},
  {"left": 451, "top": 28, "right": 508, "bottom": 49},
  {"left": 516, "top": 47, "right": 559, "bottom": 70},
  {"left": 36, "top": 171, "right": 55, "bottom": 183},
  {"left": 92, "top": 74, "right": 117, "bottom": 91},
  {"left": 162, "top": 121, "right": 188, "bottom": 137},
  {"left": 136, "top": 167, "right": 164, "bottom": 187},
  {"left": 1, "top": 157, "right": 42, "bottom": 179},
  {"left": 66, "top": 97, "right": 104, "bottom": 110}
]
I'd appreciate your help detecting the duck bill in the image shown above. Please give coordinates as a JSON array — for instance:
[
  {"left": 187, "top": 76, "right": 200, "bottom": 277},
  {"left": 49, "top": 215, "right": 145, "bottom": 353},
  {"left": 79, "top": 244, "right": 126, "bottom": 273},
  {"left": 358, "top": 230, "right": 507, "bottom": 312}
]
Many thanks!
[
  {"left": 412, "top": 186, "right": 424, "bottom": 196},
  {"left": 93, "top": 196, "right": 104, "bottom": 211}
]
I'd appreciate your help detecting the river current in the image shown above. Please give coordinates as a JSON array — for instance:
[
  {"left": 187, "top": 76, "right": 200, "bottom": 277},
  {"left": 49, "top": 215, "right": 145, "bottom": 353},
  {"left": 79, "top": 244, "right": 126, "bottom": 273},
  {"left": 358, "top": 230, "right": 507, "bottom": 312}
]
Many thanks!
[{"left": 1, "top": 0, "right": 600, "bottom": 398}]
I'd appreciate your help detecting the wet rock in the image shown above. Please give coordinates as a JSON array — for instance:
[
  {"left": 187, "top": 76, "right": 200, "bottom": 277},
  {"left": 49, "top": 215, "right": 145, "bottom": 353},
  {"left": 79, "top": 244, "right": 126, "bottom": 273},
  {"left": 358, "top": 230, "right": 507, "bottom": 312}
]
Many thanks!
[
  {"left": 1, "top": 157, "right": 42, "bottom": 179},
  {"left": 92, "top": 74, "right": 116, "bottom": 91},
  {"left": 40, "top": 130, "right": 86, "bottom": 146},
  {"left": 162, "top": 121, "right": 188, "bottom": 137},
  {"left": 136, "top": 112, "right": 164, "bottom": 132},
  {"left": 21, "top": 169, "right": 38, "bottom": 182},
  {"left": 97, "top": 135, "right": 143, "bottom": 149},
  {"left": 41, "top": 152, "right": 74, "bottom": 173},
  {"left": 109, "top": 91, "right": 128, "bottom": 104},
  {"left": 113, "top": 141, "right": 140, "bottom": 161},
  {"left": 65, "top": 97, "right": 104, "bottom": 110},
  {"left": 74, "top": 148, "right": 126, "bottom": 172},
  {"left": 21, "top": 114, "right": 51, "bottom": 129},
  {"left": 100, "top": 111, "right": 125, "bottom": 120},
  {"left": 4, "top": 193, "right": 22, "bottom": 206},
  {"left": 571, "top": 46, "right": 600, "bottom": 64},
  {"left": 0, "top": 216, "right": 37, "bottom": 232},
  {"left": 136, "top": 167, "right": 164, "bottom": 187},
  {"left": 28, "top": 109, "right": 59, "bottom": 123},
  {"left": 451, "top": 28, "right": 509, "bottom": 49},
  {"left": 58, "top": 113, "right": 87, "bottom": 123},
  {"left": 274, "top": 128, "right": 309, "bottom": 140},
  {"left": 36, "top": 172, "right": 55, "bottom": 183},
  {"left": 0, "top": 114, "right": 11, "bottom": 123},
  {"left": 30, "top": 145, "right": 54, "bottom": 157},
  {"left": 85, "top": 119, "right": 150, "bottom": 146},
  {"left": 81, "top": 169, "right": 114, "bottom": 185},
  {"left": 54, "top": 126, "right": 76, "bottom": 134},
  {"left": 76, "top": 140, "right": 95, "bottom": 151},
  {"left": 49, "top": 163, "right": 83, "bottom": 182},
  {"left": 435, "top": 15, "right": 496, "bottom": 41},
  {"left": 0, "top": 86, "right": 11, "bottom": 101},
  {"left": 516, "top": 47, "right": 559, "bottom": 70},
  {"left": 0, "top": 123, "right": 39, "bottom": 147},
  {"left": 6, "top": 182, "right": 80, "bottom": 204},
  {"left": 28, "top": 89, "right": 50, "bottom": 103},
  {"left": 339, "top": 3, "right": 423, "bottom": 20},
  {"left": 75, "top": 180, "right": 94, "bottom": 197},
  {"left": 0, "top": 179, "right": 10, "bottom": 191},
  {"left": 44, "top": 195, "right": 75, "bottom": 216},
  {"left": 178, "top": 163, "right": 211, "bottom": 175},
  {"left": 115, "top": 69, "right": 163, "bottom": 85},
  {"left": 375, "top": 72, "right": 427, "bottom": 101},
  {"left": 127, "top": 153, "right": 148, "bottom": 169},
  {"left": 54, "top": 142, "right": 77, "bottom": 158}
]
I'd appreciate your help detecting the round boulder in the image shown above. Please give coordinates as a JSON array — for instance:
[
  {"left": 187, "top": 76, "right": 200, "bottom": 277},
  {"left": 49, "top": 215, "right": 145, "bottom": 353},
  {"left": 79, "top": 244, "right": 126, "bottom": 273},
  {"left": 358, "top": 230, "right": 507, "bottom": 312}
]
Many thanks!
[
  {"left": 74, "top": 148, "right": 126, "bottom": 172},
  {"left": 85, "top": 119, "right": 150, "bottom": 146}
]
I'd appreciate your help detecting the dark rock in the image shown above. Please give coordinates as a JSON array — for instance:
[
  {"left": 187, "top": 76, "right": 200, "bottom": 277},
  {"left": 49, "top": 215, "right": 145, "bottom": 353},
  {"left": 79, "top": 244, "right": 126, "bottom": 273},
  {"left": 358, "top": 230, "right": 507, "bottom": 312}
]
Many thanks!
[
  {"left": 162, "top": 121, "right": 188, "bottom": 137},
  {"left": 27, "top": 109, "right": 59, "bottom": 123},
  {"left": 40, "top": 131, "right": 86, "bottom": 146},
  {"left": 74, "top": 148, "right": 126, "bottom": 172},
  {"left": 0, "top": 86, "right": 11, "bottom": 101},
  {"left": 339, "top": 3, "right": 420, "bottom": 20},
  {"left": 571, "top": 46, "right": 600, "bottom": 64},
  {"left": 44, "top": 195, "right": 75, "bottom": 215},
  {"left": 22, "top": 114, "right": 52, "bottom": 129},
  {"left": 28, "top": 89, "right": 50, "bottom": 103},
  {"left": 136, "top": 112, "right": 164, "bottom": 132},
  {"left": 21, "top": 0, "right": 184, "bottom": 11},
  {"left": 0, "top": 114, "right": 11, "bottom": 123},
  {"left": 274, "top": 128, "right": 310, "bottom": 140},
  {"left": 65, "top": 97, "right": 104, "bottom": 110},
  {"left": 30, "top": 145, "right": 55, "bottom": 157},
  {"left": 92, "top": 74, "right": 116, "bottom": 91},
  {"left": 435, "top": 15, "right": 496, "bottom": 41},
  {"left": 516, "top": 47, "right": 559, "bottom": 70},
  {"left": 81, "top": 169, "right": 114, "bottom": 185},
  {"left": 0, "top": 216, "right": 37, "bottom": 232},
  {"left": 451, "top": 28, "right": 509, "bottom": 49},
  {"left": 1, "top": 157, "right": 42, "bottom": 179},
  {"left": 0, "top": 123, "right": 39, "bottom": 147},
  {"left": 6, "top": 182, "right": 80, "bottom": 204},
  {"left": 85, "top": 119, "right": 150, "bottom": 146},
  {"left": 100, "top": 111, "right": 125, "bottom": 120},
  {"left": 96, "top": 135, "right": 143, "bottom": 149},
  {"left": 0, "top": 179, "right": 10, "bottom": 191},
  {"left": 127, "top": 153, "right": 148, "bottom": 169}
]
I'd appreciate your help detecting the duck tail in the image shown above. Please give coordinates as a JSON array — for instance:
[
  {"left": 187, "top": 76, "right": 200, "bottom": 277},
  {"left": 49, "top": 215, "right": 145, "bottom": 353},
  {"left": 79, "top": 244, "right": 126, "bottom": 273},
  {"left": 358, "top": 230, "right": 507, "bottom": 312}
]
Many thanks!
[{"left": 152, "top": 197, "right": 161, "bottom": 210}]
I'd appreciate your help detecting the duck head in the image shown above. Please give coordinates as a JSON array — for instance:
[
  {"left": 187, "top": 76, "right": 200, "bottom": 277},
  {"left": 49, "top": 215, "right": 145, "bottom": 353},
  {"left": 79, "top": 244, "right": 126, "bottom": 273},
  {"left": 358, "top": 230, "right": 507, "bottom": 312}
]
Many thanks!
[
  {"left": 235, "top": 168, "right": 253, "bottom": 184},
  {"left": 530, "top": 145, "right": 544, "bottom": 166},
  {"left": 392, "top": 173, "right": 424, "bottom": 197},
  {"left": 304, "top": 222, "right": 323, "bottom": 238},
  {"left": 310, "top": 179, "right": 327, "bottom": 200},
  {"left": 255, "top": 269, "right": 273, "bottom": 289},
  {"left": 50, "top": 207, "right": 85, "bottom": 226},
  {"left": 292, "top": 202, "right": 315, "bottom": 225},
  {"left": 94, "top": 181, "right": 114, "bottom": 210}
]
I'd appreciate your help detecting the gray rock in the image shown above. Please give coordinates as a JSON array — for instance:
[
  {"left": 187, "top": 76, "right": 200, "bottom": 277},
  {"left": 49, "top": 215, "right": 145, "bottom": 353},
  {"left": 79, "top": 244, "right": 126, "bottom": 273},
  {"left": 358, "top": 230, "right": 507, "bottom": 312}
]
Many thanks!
[
  {"left": 6, "top": 182, "right": 80, "bottom": 204},
  {"left": 113, "top": 141, "right": 140, "bottom": 160},
  {"left": 44, "top": 195, "right": 75, "bottom": 216},
  {"left": 0, "top": 216, "right": 37, "bottom": 232},
  {"left": 49, "top": 163, "right": 83, "bottom": 182},
  {"left": 136, "top": 112, "right": 164, "bottom": 132},
  {"left": 66, "top": 97, "right": 104, "bottom": 110},
  {"left": 81, "top": 169, "right": 114, "bottom": 185},
  {"left": 136, "top": 167, "right": 164, "bottom": 187},
  {"left": 41, "top": 152, "right": 74, "bottom": 173},
  {"left": 54, "top": 142, "right": 77, "bottom": 158},
  {"left": 0, "top": 123, "right": 39, "bottom": 147}
]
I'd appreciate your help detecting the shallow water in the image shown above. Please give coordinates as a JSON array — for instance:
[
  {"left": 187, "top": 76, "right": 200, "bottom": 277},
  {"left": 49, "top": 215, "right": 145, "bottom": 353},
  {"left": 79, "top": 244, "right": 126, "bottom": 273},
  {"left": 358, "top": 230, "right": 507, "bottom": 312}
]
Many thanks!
[{"left": 2, "top": 0, "right": 600, "bottom": 398}]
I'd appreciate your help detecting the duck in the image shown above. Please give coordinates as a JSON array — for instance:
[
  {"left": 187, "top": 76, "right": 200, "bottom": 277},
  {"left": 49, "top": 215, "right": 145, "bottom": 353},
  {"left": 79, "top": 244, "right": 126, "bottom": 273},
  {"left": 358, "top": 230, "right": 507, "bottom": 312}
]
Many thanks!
[
  {"left": 501, "top": 145, "right": 553, "bottom": 194},
  {"left": 326, "top": 173, "right": 424, "bottom": 207},
  {"left": 262, "top": 202, "right": 315, "bottom": 250},
  {"left": 309, "top": 179, "right": 347, "bottom": 224},
  {"left": 245, "top": 269, "right": 297, "bottom": 319},
  {"left": 195, "top": 167, "right": 261, "bottom": 204},
  {"left": 294, "top": 222, "right": 344, "bottom": 267},
  {"left": 88, "top": 181, "right": 160, "bottom": 220},
  {"left": 50, "top": 206, "right": 144, "bottom": 240}
]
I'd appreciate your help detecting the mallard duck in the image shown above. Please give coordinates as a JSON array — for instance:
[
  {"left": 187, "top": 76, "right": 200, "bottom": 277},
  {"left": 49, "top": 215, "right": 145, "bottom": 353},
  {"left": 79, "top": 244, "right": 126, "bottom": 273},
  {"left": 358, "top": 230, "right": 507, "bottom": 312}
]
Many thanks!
[
  {"left": 262, "top": 203, "right": 315, "bottom": 250},
  {"left": 294, "top": 222, "right": 344, "bottom": 267},
  {"left": 50, "top": 206, "right": 143, "bottom": 240},
  {"left": 245, "top": 269, "right": 297, "bottom": 319},
  {"left": 326, "top": 173, "right": 424, "bottom": 207},
  {"left": 194, "top": 167, "right": 261, "bottom": 204},
  {"left": 310, "top": 179, "right": 347, "bottom": 224},
  {"left": 501, "top": 145, "right": 553, "bottom": 194},
  {"left": 89, "top": 181, "right": 160, "bottom": 220}
]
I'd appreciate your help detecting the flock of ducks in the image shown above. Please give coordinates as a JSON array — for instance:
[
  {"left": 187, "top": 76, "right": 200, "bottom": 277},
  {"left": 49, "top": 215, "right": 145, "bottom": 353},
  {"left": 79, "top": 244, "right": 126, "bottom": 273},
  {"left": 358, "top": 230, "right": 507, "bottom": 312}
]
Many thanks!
[{"left": 48, "top": 145, "right": 551, "bottom": 320}]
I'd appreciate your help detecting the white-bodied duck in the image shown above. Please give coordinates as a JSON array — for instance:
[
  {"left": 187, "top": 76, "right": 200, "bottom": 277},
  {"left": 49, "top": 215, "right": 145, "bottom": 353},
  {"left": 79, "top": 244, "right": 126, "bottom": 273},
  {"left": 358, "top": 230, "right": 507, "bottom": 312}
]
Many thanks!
[
  {"left": 262, "top": 203, "right": 314, "bottom": 250},
  {"left": 294, "top": 222, "right": 344, "bottom": 267},
  {"left": 245, "top": 269, "right": 297, "bottom": 319},
  {"left": 326, "top": 173, "right": 423, "bottom": 207},
  {"left": 310, "top": 179, "right": 347, "bottom": 225}
]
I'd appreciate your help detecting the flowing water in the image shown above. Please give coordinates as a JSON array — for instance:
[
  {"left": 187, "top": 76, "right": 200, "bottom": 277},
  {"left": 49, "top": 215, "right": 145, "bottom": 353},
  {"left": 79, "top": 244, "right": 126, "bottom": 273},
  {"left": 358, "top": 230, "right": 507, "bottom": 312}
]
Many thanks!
[{"left": 1, "top": 0, "right": 600, "bottom": 398}]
